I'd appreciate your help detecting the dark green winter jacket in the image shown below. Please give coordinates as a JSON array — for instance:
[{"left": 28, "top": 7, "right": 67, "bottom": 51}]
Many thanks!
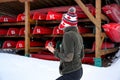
[{"left": 54, "top": 26, "right": 84, "bottom": 75}]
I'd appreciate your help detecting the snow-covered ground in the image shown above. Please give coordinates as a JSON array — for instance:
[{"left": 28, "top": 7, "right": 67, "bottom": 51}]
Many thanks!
[{"left": 0, "top": 50, "right": 120, "bottom": 80}]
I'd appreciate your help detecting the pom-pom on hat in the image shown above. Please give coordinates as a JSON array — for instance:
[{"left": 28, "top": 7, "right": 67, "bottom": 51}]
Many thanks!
[{"left": 59, "top": 7, "right": 78, "bottom": 30}]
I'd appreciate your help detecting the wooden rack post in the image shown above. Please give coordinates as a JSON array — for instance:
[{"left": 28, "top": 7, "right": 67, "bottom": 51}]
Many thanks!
[
  {"left": 95, "top": 0, "right": 102, "bottom": 58},
  {"left": 74, "top": 0, "right": 104, "bottom": 59},
  {"left": 24, "top": 1, "right": 30, "bottom": 56}
]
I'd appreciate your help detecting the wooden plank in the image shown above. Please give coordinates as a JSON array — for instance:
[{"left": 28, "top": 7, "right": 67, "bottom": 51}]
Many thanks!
[
  {"left": 0, "top": 21, "right": 35, "bottom": 26},
  {"left": 30, "top": 47, "right": 95, "bottom": 53},
  {"left": 0, "top": 0, "right": 16, "bottom": 3},
  {"left": 82, "top": 33, "right": 95, "bottom": 37},
  {"left": 95, "top": 0, "right": 102, "bottom": 58},
  {"left": 31, "top": 34, "right": 63, "bottom": 38},
  {"left": 0, "top": 22, "right": 25, "bottom": 26},
  {"left": 31, "top": 33, "right": 94, "bottom": 38},
  {"left": 100, "top": 48, "right": 119, "bottom": 56},
  {"left": 25, "top": 1, "right": 30, "bottom": 56},
  {"left": 82, "top": 33, "right": 106, "bottom": 37},
  {"left": 19, "top": 0, "right": 33, "bottom": 3},
  {"left": 30, "top": 47, "right": 46, "bottom": 52},
  {"left": 101, "top": 13, "right": 109, "bottom": 21},
  {"left": 0, "top": 36, "right": 24, "bottom": 38},
  {"left": 31, "top": 32, "right": 106, "bottom": 38},
  {"left": 75, "top": 0, "right": 97, "bottom": 26}
]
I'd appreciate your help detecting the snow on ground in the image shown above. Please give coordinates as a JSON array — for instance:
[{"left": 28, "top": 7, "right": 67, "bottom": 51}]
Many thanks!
[{"left": 0, "top": 51, "right": 120, "bottom": 80}]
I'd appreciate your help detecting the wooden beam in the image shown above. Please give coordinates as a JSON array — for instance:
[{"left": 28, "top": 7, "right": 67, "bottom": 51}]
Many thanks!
[
  {"left": 30, "top": 47, "right": 46, "bottom": 52},
  {"left": 75, "top": 0, "right": 97, "bottom": 26},
  {"left": 100, "top": 48, "right": 119, "bottom": 56},
  {"left": 101, "top": 13, "right": 109, "bottom": 21},
  {"left": 25, "top": 1, "right": 30, "bottom": 56},
  {"left": 19, "top": 0, "right": 34, "bottom": 3},
  {"left": 0, "top": 0, "right": 16, "bottom": 3},
  {"left": 99, "top": 35, "right": 105, "bottom": 55},
  {"left": 75, "top": 0, "right": 104, "bottom": 58},
  {"left": 95, "top": 0, "right": 102, "bottom": 58},
  {"left": 99, "top": 33, "right": 106, "bottom": 52}
]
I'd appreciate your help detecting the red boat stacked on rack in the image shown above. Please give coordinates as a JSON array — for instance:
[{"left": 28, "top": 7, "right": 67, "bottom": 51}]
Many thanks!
[
  {"left": 19, "top": 27, "right": 33, "bottom": 36},
  {"left": 2, "top": 40, "right": 17, "bottom": 48},
  {"left": 16, "top": 40, "right": 44, "bottom": 49},
  {"left": 7, "top": 28, "right": 20, "bottom": 36},
  {"left": 31, "top": 41, "right": 115, "bottom": 65},
  {"left": 33, "top": 12, "right": 46, "bottom": 20},
  {"left": 102, "top": 4, "right": 120, "bottom": 23},
  {"left": 31, "top": 51, "right": 95, "bottom": 64},
  {"left": 0, "top": 29, "right": 8, "bottom": 36},
  {"left": 30, "top": 4, "right": 95, "bottom": 19},
  {"left": 31, "top": 51, "right": 60, "bottom": 61},
  {"left": 17, "top": 13, "right": 33, "bottom": 22},
  {"left": 0, "top": 16, "right": 16, "bottom": 23},
  {"left": 32, "top": 26, "right": 53, "bottom": 35},
  {"left": 102, "top": 23, "right": 120, "bottom": 43}
]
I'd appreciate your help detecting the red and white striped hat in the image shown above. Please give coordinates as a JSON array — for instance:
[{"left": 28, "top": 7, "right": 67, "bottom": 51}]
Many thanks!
[{"left": 59, "top": 7, "right": 78, "bottom": 30}]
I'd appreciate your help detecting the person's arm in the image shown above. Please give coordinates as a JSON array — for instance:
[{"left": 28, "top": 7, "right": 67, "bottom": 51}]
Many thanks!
[
  {"left": 46, "top": 33, "right": 74, "bottom": 62},
  {"left": 54, "top": 33, "right": 74, "bottom": 62}
]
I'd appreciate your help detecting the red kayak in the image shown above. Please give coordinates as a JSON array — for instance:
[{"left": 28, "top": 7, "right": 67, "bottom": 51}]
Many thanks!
[
  {"left": 102, "top": 23, "right": 120, "bottom": 42},
  {"left": 32, "top": 26, "right": 53, "bottom": 35},
  {"left": 0, "top": 29, "right": 8, "bottom": 36},
  {"left": 26, "top": 4, "right": 95, "bottom": 19},
  {"left": 7, "top": 28, "right": 20, "bottom": 36},
  {"left": 16, "top": 40, "right": 44, "bottom": 49},
  {"left": 2, "top": 40, "right": 17, "bottom": 48},
  {"left": 31, "top": 51, "right": 60, "bottom": 61},
  {"left": 31, "top": 51, "right": 94, "bottom": 64},
  {"left": 0, "top": 16, "right": 16, "bottom": 23},
  {"left": 102, "top": 4, "right": 120, "bottom": 23}
]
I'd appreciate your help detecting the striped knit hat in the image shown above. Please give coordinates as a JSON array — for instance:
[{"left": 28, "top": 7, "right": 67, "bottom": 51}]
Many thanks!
[{"left": 59, "top": 7, "right": 77, "bottom": 30}]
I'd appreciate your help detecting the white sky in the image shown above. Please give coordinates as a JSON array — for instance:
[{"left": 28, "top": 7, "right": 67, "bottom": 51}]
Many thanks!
[{"left": 0, "top": 51, "right": 120, "bottom": 80}]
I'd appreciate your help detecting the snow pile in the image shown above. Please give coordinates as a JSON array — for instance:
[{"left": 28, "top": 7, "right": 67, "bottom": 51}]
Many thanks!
[{"left": 0, "top": 51, "right": 120, "bottom": 80}]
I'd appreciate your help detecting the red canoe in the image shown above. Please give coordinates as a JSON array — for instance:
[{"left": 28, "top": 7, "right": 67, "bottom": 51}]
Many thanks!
[
  {"left": 0, "top": 29, "right": 8, "bottom": 36},
  {"left": 0, "top": 16, "right": 16, "bottom": 23},
  {"left": 102, "top": 4, "right": 120, "bottom": 23},
  {"left": 32, "top": 26, "right": 53, "bottom": 35},
  {"left": 7, "top": 28, "right": 20, "bottom": 36},
  {"left": 2, "top": 40, "right": 17, "bottom": 48},
  {"left": 102, "top": 23, "right": 120, "bottom": 43},
  {"left": 16, "top": 40, "right": 44, "bottom": 49},
  {"left": 31, "top": 51, "right": 94, "bottom": 64},
  {"left": 24, "top": 4, "right": 95, "bottom": 19}
]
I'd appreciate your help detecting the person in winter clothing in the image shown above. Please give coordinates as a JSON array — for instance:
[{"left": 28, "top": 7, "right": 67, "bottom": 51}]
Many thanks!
[{"left": 46, "top": 7, "right": 84, "bottom": 80}]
